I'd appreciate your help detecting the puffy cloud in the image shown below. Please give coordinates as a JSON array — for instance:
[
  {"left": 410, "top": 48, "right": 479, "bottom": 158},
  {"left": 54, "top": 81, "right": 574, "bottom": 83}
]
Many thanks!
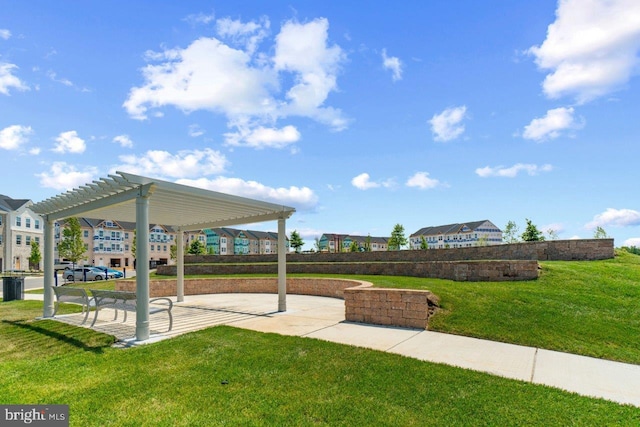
[
  {"left": 351, "top": 173, "right": 380, "bottom": 190},
  {"left": 0, "top": 29, "right": 10, "bottom": 40},
  {"left": 475, "top": 163, "right": 553, "bottom": 178},
  {"left": 528, "top": 0, "right": 640, "bottom": 103},
  {"left": 114, "top": 148, "right": 228, "bottom": 179},
  {"left": 53, "top": 130, "right": 86, "bottom": 153},
  {"left": 0, "top": 63, "right": 29, "bottom": 95},
  {"left": 522, "top": 107, "right": 584, "bottom": 141},
  {"left": 177, "top": 176, "right": 318, "bottom": 211},
  {"left": 112, "top": 134, "right": 133, "bottom": 148},
  {"left": 36, "top": 162, "right": 98, "bottom": 191},
  {"left": 382, "top": 49, "right": 403, "bottom": 81},
  {"left": 429, "top": 106, "right": 467, "bottom": 142},
  {"left": 0, "top": 125, "right": 33, "bottom": 150},
  {"left": 585, "top": 208, "right": 640, "bottom": 229},
  {"left": 405, "top": 172, "right": 442, "bottom": 189},
  {"left": 624, "top": 237, "right": 640, "bottom": 247},
  {"left": 29, "top": 147, "right": 41, "bottom": 155},
  {"left": 124, "top": 17, "right": 347, "bottom": 148},
  {"left": 224, "top": 124, "right": 300, "bottom": 149}
]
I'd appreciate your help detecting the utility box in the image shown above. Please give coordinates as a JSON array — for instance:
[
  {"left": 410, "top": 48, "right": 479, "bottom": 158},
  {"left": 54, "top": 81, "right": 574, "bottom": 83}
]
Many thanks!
[{"left": 2, "top": 275, "right": 25, "bottom": 302}]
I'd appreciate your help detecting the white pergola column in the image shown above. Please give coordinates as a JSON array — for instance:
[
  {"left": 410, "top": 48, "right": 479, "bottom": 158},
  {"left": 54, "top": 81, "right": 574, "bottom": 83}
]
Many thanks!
[
  {"left": 176, "top": 230, "right": 184, "bottom": 302},
  {"left": 42, "top": 216, "right": 55, "bottom": 317},
  {"left": 135, "top": 190, "right": 151, "bottom": 341},
  {"left": 278, "top": 218, "right": 287, "bottom": 312}
]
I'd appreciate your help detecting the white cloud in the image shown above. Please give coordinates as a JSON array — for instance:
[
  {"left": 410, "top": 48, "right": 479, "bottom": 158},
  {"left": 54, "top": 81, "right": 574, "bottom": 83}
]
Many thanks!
[
  {"left": 46, "top": 70, "right": 73, "bottom": 87},
  {"left": 184, "top": 12, "right": 215, "bottom": 26},
  {"left": 522, "top": 107, "right": 584, "bottom": 141},
  {"left": 542, "top": 223, "right": 565, "bottom": 234},
  {"left": 0, "top": 63, "right": 29, "bottom": 95},
  {"left": 188, "top": 124, "right": 205, "bottom": 137},
  {"left": 585, "top": 208, "right": 640, "bottom": 229},
  {"left": 124, "top": 17, "right": 347, "bottom": 148},
  {"left": 177, "top": 176, "right": 318, "bottom": 211},
  {"left": 0, "top": 125, "right": 33, "bottom": 150},
  {"left": 112, "top": 134, "right": 133, "bottom": 148},
  {"left": 224, "top": 124, "right": 300, "bottom": 149},
  {"left": 216, "top": 16, "right": 269, "bottom": 55},
  {"left": 405, "top": 172, "right": 442, "bottom": 189},
  {"left": 624, "top": 237, "right": 640, "bottom": 247},
  {"left": 382, "top": 49, "right": 403, "bottom": 81},
  {"left": 429, "top": 106, "right": 467, "bottom": 142},
  {"left": 528, "top": 0, "right": 640, "bottom": 103},
  {"left": 113, "top": 148, "right": 228, "bottom": 179},
  {"left": 351, "top": 173, "right": 380, "bottom": 190},
  {"left": 53, "top": 131, "right": 86, "bottom": 153},
  {"left": 36, "top": 162, "right": 98, "bottom": 191},
  {"left": 0, "top": 29, "right": 11, "bottom": 40},
  {"left": 29, "top": 147, "right": 41, "bottom": 155},
  {"left": 475, "top": 163, "right": 553, "bottom": 178}
]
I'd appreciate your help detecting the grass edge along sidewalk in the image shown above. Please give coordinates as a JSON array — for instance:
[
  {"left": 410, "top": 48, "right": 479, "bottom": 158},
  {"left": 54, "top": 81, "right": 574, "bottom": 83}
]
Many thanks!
[{"left": 0, "top": 301, "right": 638, "bottom": 425}]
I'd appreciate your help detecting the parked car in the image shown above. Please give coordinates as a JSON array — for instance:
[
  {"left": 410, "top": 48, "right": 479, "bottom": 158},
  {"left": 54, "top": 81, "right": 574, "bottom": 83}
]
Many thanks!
[
  {"left": 54, "top": 261, "right": 73, "bottom": 271},
  {"left": 93, "top": 266, "right": 124, "bottom": 279},
  {"left": 64, "top": 267, "right": 114, "bottom": 281}
]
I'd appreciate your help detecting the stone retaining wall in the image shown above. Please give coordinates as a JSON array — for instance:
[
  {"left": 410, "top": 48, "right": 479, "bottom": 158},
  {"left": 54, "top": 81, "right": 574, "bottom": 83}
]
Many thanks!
[
  {"left": 157, "top": 260, "right": 539, "bottom": 281},
  {"left": 182, "top": 238, "right": 614, "bottom": 264},
  {"left": 115, "top": 278, "right": 439, "bottom": 329}
]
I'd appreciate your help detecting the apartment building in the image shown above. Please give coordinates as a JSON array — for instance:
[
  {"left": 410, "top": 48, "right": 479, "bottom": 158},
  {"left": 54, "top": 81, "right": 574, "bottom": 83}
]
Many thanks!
[
  {"left": 318, "top": 233, "right": 389, "bottom": 252},
  {"left": 0, "top": 195, "right": 44, "bottom": 271},
  {"left": 409, "top": 220, "right": 503, "bottom": 249},
  {"left": 204, "top": 228, "right": 285, "bottom": 255}
]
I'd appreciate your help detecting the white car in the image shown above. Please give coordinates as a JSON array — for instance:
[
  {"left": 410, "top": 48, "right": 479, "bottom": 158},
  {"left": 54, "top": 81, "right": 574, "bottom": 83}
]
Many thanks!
[{"left": 64, "top": 267, "right": 114, "bottom": 281}]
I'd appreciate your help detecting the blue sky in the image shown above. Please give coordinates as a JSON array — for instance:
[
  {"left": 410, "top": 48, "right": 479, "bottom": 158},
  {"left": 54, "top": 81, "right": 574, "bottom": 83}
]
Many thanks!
[{"left": 2, "top": 0, "right": 640, "bottom": 249}]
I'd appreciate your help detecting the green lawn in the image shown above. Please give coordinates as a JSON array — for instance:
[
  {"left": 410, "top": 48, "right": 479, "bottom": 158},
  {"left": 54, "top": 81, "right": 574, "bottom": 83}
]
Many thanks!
[{"left": 1, "top": 301, "right": 638, "bottom": 425}]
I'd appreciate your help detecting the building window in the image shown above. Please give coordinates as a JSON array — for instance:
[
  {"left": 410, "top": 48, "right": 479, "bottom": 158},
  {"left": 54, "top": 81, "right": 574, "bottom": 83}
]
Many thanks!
[
  {"left": 84, "top": 230, "right": 89, "bottom": 238},
  {"left": 125, "top": 244, "right": 129, "bottom": 251},
  {"left": 16, "top": 235, "right": 22, "bottom": 245},
  {"left": 0, "top": 216, "right": 2, "bottom": 225},
  {"left": 125, "top": 232, "right": 129, "bottom": 239},
  {"left": 26, "top": 236, "right": 31, "bottom": 245},
  {"left": 163, "top": 245, "right": 167, "bottom": 252},
  {"left": 35, "top": 237, "right": 40, "bottom": 244},
  {"left": 35, "top": 219, "right": 40, "bottom": 229},
  {"left": 16, "top": 216, "right": 21, "bottom": 227},
  {"left": 151, "top": 245, "right": 155, "bottom": 251},
  {"left": 26, "top": 218, "right": 31, "bottom": 228},
  {"left": 0, "top": 235, "right": 2, "bottom": 244}
]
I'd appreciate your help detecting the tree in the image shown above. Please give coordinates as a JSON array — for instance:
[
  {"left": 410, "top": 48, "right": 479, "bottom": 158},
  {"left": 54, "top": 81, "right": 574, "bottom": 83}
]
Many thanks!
[
  {"left": 57, "top": 217, "right": 86, "bottom": 267},
  {"left": 349, "top": 240, "right": 359, "bottom": 252},
  {"left": 420, "top": 235, "right": 428, "bottom": 250},
  {"left": 290, "top": 230, "right": 304, "bottom": 253},
  {"left": 546, "top": 228, "right": 559, "bottom": 240},
  {"left": 388, "top": 224, "right": 407, "bottom": 251},
  {"left": 131, "top": 230, "right": 136, "bottom": 259},
  {"left": 28, "top": 240, "right": 42, "bottom": 270},
  {"left": 314, "top": 237, "right": 321, "bottom": 252},
  {"left": 170, "top": 244, "right": 177, "bottom": 261},
  {"left": 521, "top": 219, "right": 545, "bottom": 242},
  {"left": 593, "top": 226, "right": 609, "bottom": 239},
  {"left": 364, "top": 235, "right": 372, "bottom": 252},
  {"left": 503, "top": 220, "right": 519, "bottom": 243},
  {"left": 187, "top": 239, "right": 205, "bottom": 255}
]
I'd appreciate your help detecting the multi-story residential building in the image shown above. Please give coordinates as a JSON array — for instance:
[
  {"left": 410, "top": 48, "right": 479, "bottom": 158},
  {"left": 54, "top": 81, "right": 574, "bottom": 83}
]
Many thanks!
[
  {"left": 204, "top": 228, "right": 285, "bottom": 255},
  {"left": 409, "top": 220, "right": 503, "bottom": 249},
  {"left": 0, "top": 195, "right": 44, "bottom": 271},
  {"left": 318, "top": 233, "right": 389, "bottom": 252}
]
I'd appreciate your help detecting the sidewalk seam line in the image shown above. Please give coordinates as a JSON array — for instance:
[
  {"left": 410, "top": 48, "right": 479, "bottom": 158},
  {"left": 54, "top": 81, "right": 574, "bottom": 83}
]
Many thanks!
[
  {"left": 530, "top": 348, "right": 539, "bottom": 382},
  {"left": 386, "top": 330, "right": 424, "bottom": 352}
]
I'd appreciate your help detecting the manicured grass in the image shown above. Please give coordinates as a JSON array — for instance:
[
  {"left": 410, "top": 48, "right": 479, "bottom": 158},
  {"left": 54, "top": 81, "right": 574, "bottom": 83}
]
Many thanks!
[{"left": 0, "top": 301, "right": 637, "bottom": 425}]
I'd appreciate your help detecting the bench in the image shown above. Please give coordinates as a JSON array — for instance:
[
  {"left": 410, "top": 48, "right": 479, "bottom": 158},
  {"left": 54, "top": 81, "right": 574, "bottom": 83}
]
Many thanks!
[
  {"left": 52, "top": 286, "right": 93, "bottom": 325},
  {"left": 89, "top": 289, "right": 173, "bottom": 332}
]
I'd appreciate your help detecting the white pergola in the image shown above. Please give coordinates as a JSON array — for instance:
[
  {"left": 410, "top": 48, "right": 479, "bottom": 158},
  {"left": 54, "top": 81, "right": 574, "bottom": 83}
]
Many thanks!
[{"left": 30, "top": 172, "right": 295, "bottom": 341}]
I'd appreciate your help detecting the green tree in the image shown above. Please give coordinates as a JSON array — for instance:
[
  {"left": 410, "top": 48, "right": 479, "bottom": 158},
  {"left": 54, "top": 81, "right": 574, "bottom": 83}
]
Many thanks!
[
  {"left": 521, "top": 219, "right": 545, "bottom": 242},
  {"left": 131, "top": 230, "right": 136, "bottom": 259},
  {"left": 170, "top": 244, "right": 177, "bottom": 261},
  {"left": 349, "top": 240, "right": 359, "bottom": 252},
  {"left": 388, "top": 224, "right": 407, "bottom": 251},
  {"left": 290, "top": 230, "right": 304, "bottom": 253},
  {"left": 593, "top": 226, "right": 609, "bottom": 239},
  {"left": 57, "top": 217, "right": 86, "bottom": 267},
  {"left": 187, "top": 239, "right": 206, "bottom": 255},
  {"left": 420, "top": 235, "right": 428, "bottom": 250},
  {"left": 364, "top": 235, "right": 372, "bottom": 252},
  {"left": 28, "top": 240, "right": 42, "bottom": 270},
  {"left": 503, "top": 220, "right": 519, "bottom": 243}
]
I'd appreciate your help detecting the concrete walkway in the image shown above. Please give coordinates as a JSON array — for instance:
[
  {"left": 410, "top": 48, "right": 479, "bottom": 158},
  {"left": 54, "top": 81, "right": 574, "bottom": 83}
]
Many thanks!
[{"left": 14, "top": 292, "right": 640, "bottom": 408}]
